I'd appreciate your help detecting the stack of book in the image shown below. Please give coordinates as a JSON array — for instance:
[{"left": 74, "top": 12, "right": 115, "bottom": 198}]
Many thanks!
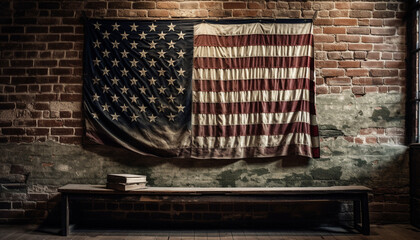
[{"left": 106, "top": 174, "right": 147, "bottom": 191}]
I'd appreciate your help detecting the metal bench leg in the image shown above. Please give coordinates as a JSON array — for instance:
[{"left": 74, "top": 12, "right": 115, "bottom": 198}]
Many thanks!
[
  {"left": 361, "top": 193, "right": 370, "bottom": 235},
  {"left": 61, "top": 193, "right": 69, "bottom": 236}
]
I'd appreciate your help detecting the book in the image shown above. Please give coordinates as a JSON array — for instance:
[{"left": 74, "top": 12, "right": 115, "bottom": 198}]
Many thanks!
[
  {"left": 107, "top": 174, "right": 147, "bottom": 184},
  {"left": 106, "top": 182, "right": 147, "bottom": 191}
]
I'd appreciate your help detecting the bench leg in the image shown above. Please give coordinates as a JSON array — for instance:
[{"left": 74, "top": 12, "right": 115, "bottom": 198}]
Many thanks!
[
  {"left": 61, "top": 193, "right": 69, "bottom": 236},
  {"left": 353, "top": 200, "right": 361, "bottom": 227},
  {"left": 361, "top": 193, "right": 370, "bottom": 235}
]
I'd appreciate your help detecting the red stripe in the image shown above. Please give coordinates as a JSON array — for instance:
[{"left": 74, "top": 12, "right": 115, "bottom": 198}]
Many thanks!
[
  {"left": 194, "top": 78, "right": 314, "bottom": 92},
  {"left": 191, "top": 144, "right": 318, "bottom": 159},
  {"left": 193, "top": 122, "right": 318, "bottom": 138},
  {"left": 194, "top": 34, "right": 313, "bottom": 47},
  {"left": 193, "top": 100, "right": 316, "bottom": 115},
  {"left": 194, "top": 56, "right": 312, "bottom": 70}
]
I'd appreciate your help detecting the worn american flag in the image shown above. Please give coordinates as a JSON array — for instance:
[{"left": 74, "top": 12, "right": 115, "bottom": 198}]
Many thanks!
[{"left": 83, "top": 19, "right": 320, "bottom": 159}]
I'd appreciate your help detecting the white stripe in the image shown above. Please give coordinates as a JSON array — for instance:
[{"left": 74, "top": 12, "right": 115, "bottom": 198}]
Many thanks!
[
  {"left": 192, "top": 111, "right": 315, "bottom": 126},
  {"left": 194, "top": 23, "right": 313, "bottom": 36},
  {"left": 192, "top": 133, "right": 318, "bottom": 149},
  {"left": 193, "top": 45, "right": 312, "bottom": 58},
  {"left": 193, "top": 67, "right": 311, "bottom": 81},
  {"left": 193, "top": 89, "right": 309, "bottom": 103}
]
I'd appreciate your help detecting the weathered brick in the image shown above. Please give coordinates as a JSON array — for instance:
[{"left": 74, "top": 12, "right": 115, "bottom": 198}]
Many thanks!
[
  {"left": 323, "top": 27, "right": 346, "bottom": 34},
  {"left": 333, "top": 18, "right": 358, "bottom": 26},
  {"left": 51, "top": 128, "right": 73, "bottom": 135},
  {"left": 351, "top": 3, "right": 374, "bottom": 10},
  {"left": 224, "top": 2, "right": 246, "bottom": 9},
  {"left": 322, "top": 69, "right": 345, "bottom": 77}
]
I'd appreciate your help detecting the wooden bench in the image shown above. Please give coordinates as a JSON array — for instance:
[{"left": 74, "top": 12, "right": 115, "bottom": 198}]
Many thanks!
[{"left": 58, "top": 184, "right": 371, "bottom": 236}]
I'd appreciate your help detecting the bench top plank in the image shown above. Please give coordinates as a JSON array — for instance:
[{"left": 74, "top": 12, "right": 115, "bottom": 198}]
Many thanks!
[{"left": 58, "top": 184, "right": 371, "bottom": 195}]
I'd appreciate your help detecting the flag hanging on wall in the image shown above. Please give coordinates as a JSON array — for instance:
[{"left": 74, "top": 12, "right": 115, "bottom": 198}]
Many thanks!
[{"left": 83, "top": 19, "right": 320, "bottom": 159}]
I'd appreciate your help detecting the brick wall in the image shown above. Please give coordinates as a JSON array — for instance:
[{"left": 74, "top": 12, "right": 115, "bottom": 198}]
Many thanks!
[{"left": 0, "top": 0, "right": 408, "bottom": 225}]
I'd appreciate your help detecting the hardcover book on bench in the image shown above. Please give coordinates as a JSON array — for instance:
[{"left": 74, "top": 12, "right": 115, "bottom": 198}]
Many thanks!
[{"left": 107, "top": 174, "right": 147, "bottom": 184}]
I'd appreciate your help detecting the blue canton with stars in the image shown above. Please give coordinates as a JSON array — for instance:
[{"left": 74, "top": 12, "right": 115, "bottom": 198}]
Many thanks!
[{"left": 83, "top": 19, "right": 197, "bottom": 157}]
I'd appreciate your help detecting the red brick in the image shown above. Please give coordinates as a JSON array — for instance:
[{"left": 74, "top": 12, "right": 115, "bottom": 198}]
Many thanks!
[
  {"left": 352, "top": 86, "right": 365, "bottom": 95},
  {"left": 335, "top": 2, "right": 350, "bottom": 9},
  {"left": 224, "top": 2, "right": 246, "bottom": 9},
  {"left": 334, "top": 18, "right": 358, "bottom": 26},
  {"left": 200, "top": 2, "right": 222, "bottom": 9},
  {"left": 362, "top": 36, "right": 384, "bottom": 43},
  {"left": 365, "top": 86, "right": 378, "bottom": 93},
  {"left": 85, "top": 1, "right": 107, "bottom": 9},
  {"left": 323, "top": 27, "right": 346, "bottom": 34},
  {"left": 323, "top": 43, "right": 347, "bottom": 51},
  {"left": 180, "top": 2, "right": 198, "bottom": 9},
  {"left": 385, "top": 61, "right": 404, "bottom": 68},
  {"left": 370, "top": 69, "right": 398, "bottom": 77},
  {"left": 329, "top": 10, "right": 349, "bottom": 18},
  {"left": 347, "top": 27, "right": 370, "bottom": 35},
  {"left": 248, "top": 2, "right": 264, "bottom": 9},
  {"left": 346, "top": 69, "right": 369, "bottom": 77},
  {"left": 371, "top": 28, "right": 396, "bottom": 36},
  {"left": 366, "top": 137, "right": 377, "bottom": 144},
  {"left": 338, "top": 61, "right": 360, "bottom": 68},
  {"left": 373, "top": 11, "right": 395, "bottom": 18},
  {"left": 133, "top": 1, "right": 155, "bottom": 9},
  {"left": 322, "top": 69, "right": 345, "bottom": 77},
  {"left": 157, "top": 2, "right": 180, "bottom": 9},
  {"left": 351, "top": 3, "right": 374, "bottom": 10},
  {"left": 233, "top": 10, "right": 260, "bottom": 17},
  {"left": 148, "top": 10, "right": 169, "bottom": 17},
  {"left": 336, "top": 35, "right": 360, "bottom": 43},
  {"left": 350, "top": 11, "right": 372, "bottom": 18},
  {"left": 64, "top": 120, "right": 82, "bottom": 128},
  {"left": 361, "top": 61, "right": 384, "bottom": 68},
  {"left": 354, "top": 51, "right": 367, "bottom": 59},
  {"left": 50, "top": 26, "right": 74, "bottom": 34},
  {"left": 108, "top": 2, "right": 132, "bottom": 9},
  {"left": 38, "top": 120, "right": 63, "bottom": 127},
  {"left": 315, "top": 60, "right": 337, "bottom": 68},
  {"left": 326, "top": 77, "right": 351, "bottom": 86},
  {"left": 26, "top": 128, "right": 49, "bottom": 136},
  {"left": 51, "top": 128, "right": 74, "bottom": 135},
  {"left": 384, "top": 78, "right": 403, "bottom": 85},
  {"left": 348, "top": 43, "right": 373, "bottom": 51},
  {"left": 2, "top": 128, "right": 25, "bottom": 135},
  {"left": 316, "top": 86, "right": 328, "bottom": 94},
  {"left": 314, "top": 35, "right": 335, "bottom": 43},
  {"left": 314, "top": 19, "right": 333, "bottom": 26}
]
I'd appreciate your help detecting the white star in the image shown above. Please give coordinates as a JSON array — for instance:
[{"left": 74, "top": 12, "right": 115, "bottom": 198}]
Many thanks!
[
  {"left": 130, "top": 41, "right": 138, "bottom": 49},
  {"left": 139, "top": 105, "right": 147, "bottom": 112},
  {"left": 130, "top": 113, "right": 139, "bottom": 122},
  {"left": 149, "top": 23, "right": 157, "bottom": 31},
  {"left": 102, "top": 103, "right": 110, "bottom": 112},
  {"left": 111, "top": 94, "right": 119, "bottom": 102},
  {"left": 177, "top": 68, "right": 185, "bottom": 76},
  {"left": 112, "top": 40, "right": 120, "bottom": 48},
  {"left": 148, "top": 77, "right": 157, "bottom": 85},
  {"left": 139, "top": 68, "right": 147, "bottom": 76},
  {"left": 120, "top": 104, "right": 128, "bottom": 112},
  {"left": 167, "top": 40, "right": 175, "bottom": 49},
  {"left": 130, "top": 23, "right": 138, "bottom": 31},
  {"left": 149, "top": 40, "right": 157, "bottom": 49},
  {"left": 111, "top": 77, "right": 119, "bottom": 85},
  {"left": 92, "top": 76, "right": 100, "bottom": 84},
  {"left": 148, "top": 114, "right": 157, "bottom": 122},
  {"left": 111, "top": 112, "right": 119, "bottom": 121},
  {"left": 148, "top": 96, "right": 157, "bottom": 103},
  {"left": 130, "top": 95, "right": 138, "bottom": 103},
  {"left": 167, "top": 95, "right": 176, "bottom": 103},
  {"left": 139, "top": 31, "right": 147, "bottom": 39},
  {"left": 102, "top": 67, "right": 110, "bottom": 76},
  {"left": 176, "top": 104, "right": 185, "bottom": 113},
  {"left": 148, "top": 59, "right": 157, "bottom": 67},
  {"left": 92, "top": 113, "right": 99, "bottom": 119},
  {"left": 121, "top": 31, "right": 129, "bottom": 40},
  {"left": 102, "top": 49, "right": 110, "bottom": 58},
  {"left": 158, "top": 104, "right": 167, "bottom": 112},
  {"left": 92, "top": 93, "right": 100, "bottom": 101},
  {"left": 176, "top": 85, "right": 185, "bottom": 94},
  {"left": 167, "top": 58, "right": 176, "bottom": 67},
  {"left": 102, "top": 85, "right": 110, "bottom": 93},
  {"left": 157, "top": 49, "right": 166, "bottom": 58},
  {"left": 130, "top": 77, "right": 137, "bottom": 85},
  {"left": 129, "top": 58, "right": 138, "bottom": 67},
  {"left": 93, "top": 40, "right": 101, "bottom": 48},
  {"left": 111, "top": 58, "right": 119, "bottom": 67},
  {"left": 167, "top": 77, "right": 176, "bottom": 85},
  {"left": 120, "top": 86, "right": 129, "bottom": 94},
  {"left": 112, "top": 22, "right": 120, "bottom": 31},
  {"left": 120, "top": 49, "right": 129, "bottom": 58},
  {"left": 158, "top": 68, "right": 166, "bottom": 76},
  {"left": 157, "top": 86, "right": 166, "bottom": 94},
  {"left": 121, "top": 68, "right": 129, "bottom": 76},
  {"left": 93, "top": 22, "right": 101, "bottom": 30},
  {"left": 93, "top": 57, "right": 101, "bottom": 66},
  {"left": 139, "top": 49, "right": 147, "bottom": 58},
  {"left": 102, "top": 30, "right": 110, "bottom": 39},
  {"left": 138, "top": 86, "right": 147, "bottom": 94},
  {"left": 177, "top": 49, "right": 185, "bottom": 58},
  {"left": 158, "top": 31, "right": 166, "bottom": 40},
  {"left": 177, "top": 31, "right": 185, "bottom": 40},
  {"left": 168, "top": 23, "right": 176, "bottom": 31},
  {"left": 167, "top": 113, "right": 176, "bottom": 121}
]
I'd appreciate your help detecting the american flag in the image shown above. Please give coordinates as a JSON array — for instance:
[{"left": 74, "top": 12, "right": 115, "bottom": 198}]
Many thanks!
[{"left": 83, "top": 19, "right": 320, "bottom": 159}]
